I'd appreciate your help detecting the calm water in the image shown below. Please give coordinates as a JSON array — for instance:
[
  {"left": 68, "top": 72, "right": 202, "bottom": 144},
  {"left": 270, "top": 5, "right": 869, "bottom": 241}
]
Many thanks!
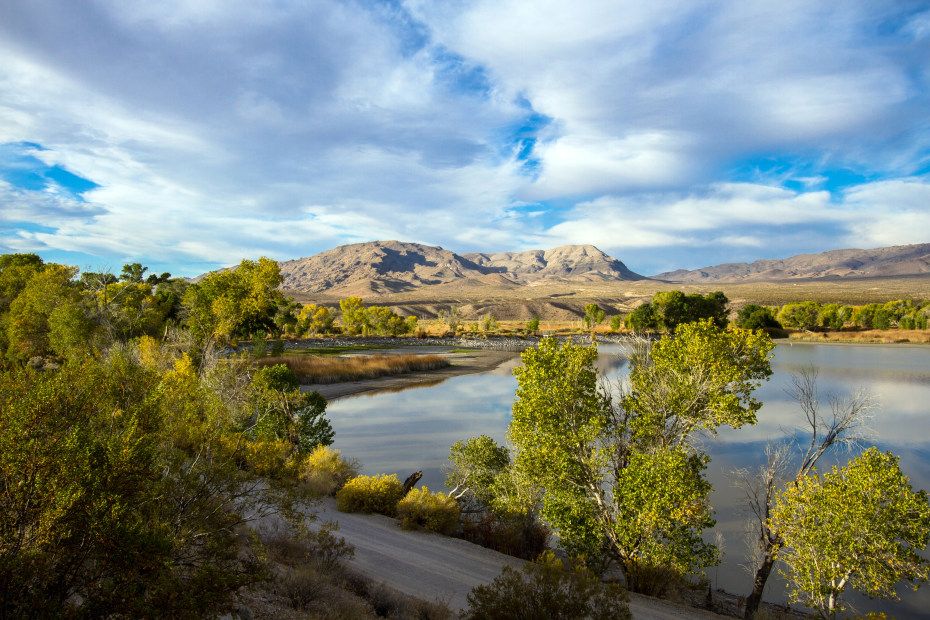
[{"left": 327, "top": 342, "right": 930, "bottom": 617}]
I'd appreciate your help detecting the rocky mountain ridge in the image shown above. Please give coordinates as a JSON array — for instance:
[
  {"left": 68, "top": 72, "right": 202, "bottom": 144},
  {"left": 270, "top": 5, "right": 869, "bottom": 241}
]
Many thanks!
[
  {"left": 653, "top": 243, "right": 930, "bottom": 283},
  {"left": 276, "top": 241, "right": 644, "bottom": 296}
]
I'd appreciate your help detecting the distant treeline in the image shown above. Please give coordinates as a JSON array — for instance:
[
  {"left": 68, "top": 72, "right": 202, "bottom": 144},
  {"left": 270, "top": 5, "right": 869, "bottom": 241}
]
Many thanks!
[{"left": 623, "top": 291, "right": 930, "bottom": 333}]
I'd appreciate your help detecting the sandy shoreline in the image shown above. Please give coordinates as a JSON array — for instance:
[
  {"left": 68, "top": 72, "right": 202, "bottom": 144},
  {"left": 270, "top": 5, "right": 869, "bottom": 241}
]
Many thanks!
[{"left": 302, "top": 349, "right": 518, "bottom": 400}]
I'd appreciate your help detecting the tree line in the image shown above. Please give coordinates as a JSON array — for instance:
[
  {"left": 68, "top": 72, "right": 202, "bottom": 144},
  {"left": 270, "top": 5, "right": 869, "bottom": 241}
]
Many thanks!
[{"left": 621, "top": 291, "right": 930, "bottom": 333}]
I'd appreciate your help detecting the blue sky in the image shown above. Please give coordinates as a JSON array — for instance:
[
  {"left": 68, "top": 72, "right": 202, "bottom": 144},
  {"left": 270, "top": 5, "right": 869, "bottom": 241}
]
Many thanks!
[{"left": 1, "top": 1, "right": 929, "bottom": 277}]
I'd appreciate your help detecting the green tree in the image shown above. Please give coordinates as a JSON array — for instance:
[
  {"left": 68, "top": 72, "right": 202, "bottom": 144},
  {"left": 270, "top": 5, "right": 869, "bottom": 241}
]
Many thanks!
[
  {"left": 818, "top": 303, "right": 852, "bottom": 330},
  {"left": 772, "top": 448, "right": 930, "bottom": 618},
  {"left": 0, "top": 344, "right": 315, "bottom": 618},
  {"left": 446, "top": 435, "right": 512, "bottom": 510},
  {"left": 609, "top": 314, "right": 623, "bottom": 331},
  {"left": 119, "top": 262, "right": 148, "bottom": 283},
  {"left": 4, "top": 263, "right": 82, "bottom": 362},
  {"left": 251, "top": 364, "right": 334, "bottom": 452},
  {"left": 509, "top": 323, "right": 773, "bottom": 591},
  {"left": 624, "top": 302, "right": 658, "bottom": 332},
  {"left": 526, "top": 316, "right": 540, "bottom": 332},
  {"left": 182, "top": 257, "right": 283, "bottom": 348},
  {"left": 583, "top": 303, "right": 605, "bottom": 330},
  {"left": 779, "top": 301, "right": 821, "bottom": 330},
  {"left": 735, "top": 368, "right": 873, "bottom": 619},
  {"left": 652, "top": 291, "right": 728, "bottom": 333},
  {"left": 735, "top": 304, "right": 781, "bottom": 331}
]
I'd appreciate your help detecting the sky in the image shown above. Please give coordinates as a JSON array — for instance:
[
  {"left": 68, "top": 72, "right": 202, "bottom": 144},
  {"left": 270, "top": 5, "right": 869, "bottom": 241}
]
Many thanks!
[{"left": 1, "top": 0, "right": 929, "bottom": 278}]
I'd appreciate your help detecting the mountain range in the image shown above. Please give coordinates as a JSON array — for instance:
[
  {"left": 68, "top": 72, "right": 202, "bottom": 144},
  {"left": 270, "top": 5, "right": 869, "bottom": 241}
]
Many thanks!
[{"left": 266, "top": 240, "right": 930, "bottom": 297}]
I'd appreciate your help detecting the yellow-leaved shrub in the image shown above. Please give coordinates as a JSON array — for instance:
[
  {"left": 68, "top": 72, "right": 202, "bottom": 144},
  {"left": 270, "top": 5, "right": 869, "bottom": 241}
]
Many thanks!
[
  {"left": 335, "top": 474, "right": 405, "bottom": 516},
  {"left": 299, "top": 445, "right": 360, "bottom": 497},
  {"left": 396, "top": 486, "right": 461, "bottom": 534}
]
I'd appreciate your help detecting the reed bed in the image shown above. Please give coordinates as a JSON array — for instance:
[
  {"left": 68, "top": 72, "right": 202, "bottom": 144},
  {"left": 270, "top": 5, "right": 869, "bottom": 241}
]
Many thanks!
[{"left": 254, "top": 353, "right": 450, "bottom": 384}]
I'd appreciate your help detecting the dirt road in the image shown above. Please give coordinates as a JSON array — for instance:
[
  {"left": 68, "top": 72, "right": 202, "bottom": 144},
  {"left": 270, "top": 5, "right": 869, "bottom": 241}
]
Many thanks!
[{"left": 311, "top": 499, "right": 730, "bottom": 619}]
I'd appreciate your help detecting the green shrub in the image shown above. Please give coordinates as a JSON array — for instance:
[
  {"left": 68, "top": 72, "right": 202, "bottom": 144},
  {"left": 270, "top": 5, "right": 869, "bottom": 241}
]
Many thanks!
[
  {"left": 335, "top": 474, "right": 405, "bottom": 516},
  {"left": 396, "top": 486, "right": 461, "bottom": 534},
  {"left": 462, "top": 552, "right": 631, "bottom": 620},
  {"left": 300, "top": 445, "right": 361, "bottom": 497}
]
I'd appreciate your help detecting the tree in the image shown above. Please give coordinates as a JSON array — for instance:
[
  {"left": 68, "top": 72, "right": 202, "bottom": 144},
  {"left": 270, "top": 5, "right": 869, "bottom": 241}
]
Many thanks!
[
  {"left": 772, "top": 448, "right": 930, "bottom": 618},
  {"left": 251, "top": 364, "right": 334, "bottom": 452},
  {"left": 818, "top": 303, "right": 852, "bottom": 330},
  {"left": 583, "top": 303, "right": 605, "bottom": 330},
  {"left": 735, "top": 367, "right": 873, "bottom": 619},
  {"left": 182, "top": 257, "right": 283, "bottom": 348},
  {"left": 446, "top": 435, "right": 511, "bottom": 510},
  {"left": 119, "top": 262, "right": 148, "bottom": 283},
  {"left": 297, "top": 304, "right": 335, "bottom": 335},
  {"left": 509, "top": 323, "right": 774, "bottom": 591},
  {"left": 4, "top": 263, "right": 82, "bottom": 362},
  {"left": 651, "top": 291, "right": 728, "bottom": 333},
  {"left": 735, "top": 304, "right": 781, "bottom": 331},
  {"left": 778, "top": 301, "right": 821, "bottom": 331},
  {"left": 526, "top": 317, "right": 540, "bottom": 332},
  {"left": 339, "top": 296, "right": 366, "bottom": 335},
  {"left": 0, "top": 343, "right": 316, "bottom": 617},
  {"left": 624, "top": 302, "right": 658, "bottom": 332}
]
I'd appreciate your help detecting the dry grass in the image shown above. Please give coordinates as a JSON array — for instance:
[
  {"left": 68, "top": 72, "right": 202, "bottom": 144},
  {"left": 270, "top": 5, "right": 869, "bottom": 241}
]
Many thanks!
[
  {"left": 787, "top": 329, "right": 930, "bottom": 344},
  {"left": 254, "top": 353, "right": 450, "bottom": 384}
]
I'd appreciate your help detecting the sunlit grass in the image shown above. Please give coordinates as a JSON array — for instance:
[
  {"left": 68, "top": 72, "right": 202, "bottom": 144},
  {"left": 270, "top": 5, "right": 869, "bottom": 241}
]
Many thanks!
[{"left": 253, "top": 353, "right": 450, "bottom": 384}]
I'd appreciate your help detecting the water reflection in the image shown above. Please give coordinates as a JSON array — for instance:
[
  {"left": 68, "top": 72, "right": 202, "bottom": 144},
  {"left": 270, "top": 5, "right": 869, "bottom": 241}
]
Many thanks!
[{"left": 326, "top": 342, "right": 930, "bottom": 618}]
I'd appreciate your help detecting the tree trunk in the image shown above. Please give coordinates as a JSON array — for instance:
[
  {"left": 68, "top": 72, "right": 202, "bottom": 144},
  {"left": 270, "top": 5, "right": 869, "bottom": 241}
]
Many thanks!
[
  {"left": 402, "top": 471, "right": 422, "bottom": 497},
  {"left": 744, "top": 552, "right": 776, "bottom": 620}
]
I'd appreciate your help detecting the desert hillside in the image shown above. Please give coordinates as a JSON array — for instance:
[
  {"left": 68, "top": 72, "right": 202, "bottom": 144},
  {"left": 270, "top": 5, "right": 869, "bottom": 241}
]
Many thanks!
[
  {"left": 654, "top": 243, "right": 930, "bottom": 282},
  {"left": 463, "top": 244, "right": 644, "bottom": 283},
  {"left": 278, "top": 241, "right": 643, "bottom": 297}
]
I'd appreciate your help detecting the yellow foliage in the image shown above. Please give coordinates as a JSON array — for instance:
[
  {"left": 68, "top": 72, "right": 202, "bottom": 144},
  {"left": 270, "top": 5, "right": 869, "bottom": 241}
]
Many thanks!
[
  {"left": 396, "top": 486, "right": 461, "bottom": 534},
  {"left": 335, "top": 474, "right": 405, "bottom": 516}
]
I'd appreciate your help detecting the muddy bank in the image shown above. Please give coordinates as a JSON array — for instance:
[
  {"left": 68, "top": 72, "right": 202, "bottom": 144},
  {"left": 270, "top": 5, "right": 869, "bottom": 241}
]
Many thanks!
[{"left": 303, "top": 349, "right": 517, "bottom": 400}]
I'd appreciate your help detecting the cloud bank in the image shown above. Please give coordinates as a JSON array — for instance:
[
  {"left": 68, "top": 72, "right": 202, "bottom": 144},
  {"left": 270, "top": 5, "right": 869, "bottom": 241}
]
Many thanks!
[{"left": 0, "top": 0, "right": 928, "bottom": 275}]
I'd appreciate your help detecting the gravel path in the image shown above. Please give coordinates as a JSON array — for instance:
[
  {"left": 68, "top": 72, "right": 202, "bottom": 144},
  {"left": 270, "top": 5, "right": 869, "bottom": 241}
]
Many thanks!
[{"left": 311, "top": 499, "right": 731, "bottom": 619}]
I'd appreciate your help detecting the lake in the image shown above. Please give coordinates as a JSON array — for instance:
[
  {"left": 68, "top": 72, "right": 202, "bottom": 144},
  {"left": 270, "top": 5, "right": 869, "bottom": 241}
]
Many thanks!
[{"left": 326, "top": 342, "right": 930, "bottom": 617}]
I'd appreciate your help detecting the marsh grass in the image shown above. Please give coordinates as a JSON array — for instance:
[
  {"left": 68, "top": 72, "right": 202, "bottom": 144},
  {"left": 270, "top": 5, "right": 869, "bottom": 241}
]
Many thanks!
[
  {"left": 788, "top": 329, "right": 930, "bottom": 344},
  {"left": 253, "top": 353, "right": 450, "bottom": 384}
]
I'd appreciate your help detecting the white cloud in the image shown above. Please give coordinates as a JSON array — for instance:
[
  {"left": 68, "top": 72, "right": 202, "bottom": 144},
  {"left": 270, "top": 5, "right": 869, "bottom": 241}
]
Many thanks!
[{"left": 0, "top": 1, "right": 927, "bottom": 275}]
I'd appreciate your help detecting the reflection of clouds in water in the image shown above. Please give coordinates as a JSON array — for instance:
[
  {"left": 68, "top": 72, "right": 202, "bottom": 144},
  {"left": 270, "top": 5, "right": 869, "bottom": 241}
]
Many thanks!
[{"left": 327, "top": 371, "right": 518, "bottom": 488}]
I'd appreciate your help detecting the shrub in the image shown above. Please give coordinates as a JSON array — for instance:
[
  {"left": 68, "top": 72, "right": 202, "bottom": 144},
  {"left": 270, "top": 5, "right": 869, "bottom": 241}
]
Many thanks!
[
  {"left": 300, "top": 445, "right": 361, "bottom": 496},
  {"left": 459, "top": 512, "right": 550, "bottom": 560},
  {"left": 335, "top": 474, "right": 405, "bottom": 516},
  {"left": 462, "top": 552, "right": 631, "bottom": 620},
  {"left": 396, "top": 487, "right": 462, "bottom": 534}
]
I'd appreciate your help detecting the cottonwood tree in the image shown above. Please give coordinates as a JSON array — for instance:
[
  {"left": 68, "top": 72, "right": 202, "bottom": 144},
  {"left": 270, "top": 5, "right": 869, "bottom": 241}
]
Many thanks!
[
  {"left": 734, "top": 367, "right": 872, "bottom": 619},
  {"left": 772, "top": 448, "right": 930, "bottom": 618},
  {"left": 509, "top": 321, "right": 773, "bottom": 592},
  {"left": 182, "top": 257, "right": 283, "bottom": 351}
]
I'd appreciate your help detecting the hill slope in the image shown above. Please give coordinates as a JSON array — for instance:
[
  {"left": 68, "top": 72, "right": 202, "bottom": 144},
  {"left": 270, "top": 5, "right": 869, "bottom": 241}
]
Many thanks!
[
  {"left": 653, "top": 243, "right": 930, "bottom": 283},
  {"left": 277, "top": 240, "right": 500, "bottom": 296},
  {"left": 278, "top": 241, "right": 643, "bottom": 296},
  {"left": 463, "top": 244, "right": 644, "bottom": 282}
]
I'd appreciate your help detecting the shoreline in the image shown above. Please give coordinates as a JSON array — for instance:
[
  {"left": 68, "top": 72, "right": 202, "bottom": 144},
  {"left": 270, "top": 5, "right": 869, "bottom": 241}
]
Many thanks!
[{"left": 302, "top": 349, "right": 518, "bottom": 400}]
